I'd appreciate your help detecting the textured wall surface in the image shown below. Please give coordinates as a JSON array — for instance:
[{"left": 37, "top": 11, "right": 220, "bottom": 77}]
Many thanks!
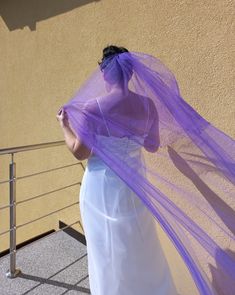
[{"left": 0, "top": 1, "right": 234, "bottom": 294}]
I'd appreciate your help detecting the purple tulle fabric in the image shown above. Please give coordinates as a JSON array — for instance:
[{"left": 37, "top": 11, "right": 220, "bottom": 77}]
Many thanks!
[{"left": 58, "top": 51, "right": 235, "bottom": 295}]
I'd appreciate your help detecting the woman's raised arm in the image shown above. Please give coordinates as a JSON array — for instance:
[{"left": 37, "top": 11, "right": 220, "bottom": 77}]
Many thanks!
[{"left": 56, "top": 108, "right": 91, "bottom": 161}]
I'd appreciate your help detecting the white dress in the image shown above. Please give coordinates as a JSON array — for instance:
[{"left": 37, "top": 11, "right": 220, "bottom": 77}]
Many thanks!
[{"left": 79, "top": 135, "right": 178, "bottom": 295}]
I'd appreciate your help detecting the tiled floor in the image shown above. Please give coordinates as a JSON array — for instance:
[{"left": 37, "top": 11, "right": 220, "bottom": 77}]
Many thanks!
[{"left": 0, "top": 231, "right": 90, "bottom": 295}]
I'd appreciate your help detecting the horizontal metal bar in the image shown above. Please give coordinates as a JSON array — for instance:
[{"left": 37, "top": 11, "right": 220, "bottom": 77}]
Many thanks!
[
  {"left": 16, "top": 162, "right": 83, "bottom": 181},
  {"left": 0, "top": 219, "right": 84, "bottom": 259},
  {"left": 16, "top": 202, "right": 79, "bottom": 230},
  {"left": 0, "top": 140, "right": 65, "bottom": 156},
  {"left": 0, "top": 203, "right": 12, "bottom": 210},
  {"left": 0, "top": 179, "right": 10, "bottom": 185},
  {"left": 15, "top": 182, "right": 81, "bottom": 206},
  {"left": 0, "top": 226, "right": 14, "bottom": 237},
  {"left": 78, "top": 220, "right": 84, "bottom": 233},
  {"left": 0, "top": 161, "right": 85, "bottom": 185},
  {"left": 0, "top": 182, "right": 81, "bottom": 210},
  {"left": 0, "top": 201, "right": 80, "bottom": 237}
]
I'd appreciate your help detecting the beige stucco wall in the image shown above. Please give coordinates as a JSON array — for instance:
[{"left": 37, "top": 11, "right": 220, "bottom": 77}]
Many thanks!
[{"left": 0, "top": 1, "right": 234, "bottom": 294}]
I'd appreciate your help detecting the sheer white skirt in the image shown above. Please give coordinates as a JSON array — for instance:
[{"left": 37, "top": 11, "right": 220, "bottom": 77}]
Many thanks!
[{"left": 79, "top": 153, "right": 177, "bottom": 295}]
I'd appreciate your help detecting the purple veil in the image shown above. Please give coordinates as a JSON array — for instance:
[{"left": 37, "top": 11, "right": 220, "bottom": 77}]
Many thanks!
[{"left": 59, "top": 51, "right": 235, "bottom": 295}]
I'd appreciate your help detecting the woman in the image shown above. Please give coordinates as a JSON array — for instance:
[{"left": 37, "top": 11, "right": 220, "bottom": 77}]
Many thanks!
[
  {"left": 57, "top": 45, "right": 235, "bottom": 295},
  {"left": 57, "top": 45, "right": 177, "bottom": 295}
]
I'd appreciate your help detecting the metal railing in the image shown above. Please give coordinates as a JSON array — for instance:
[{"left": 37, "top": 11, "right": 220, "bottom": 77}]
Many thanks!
[{"left": 0, "top": 140, "right": 85, "bottom": 279}]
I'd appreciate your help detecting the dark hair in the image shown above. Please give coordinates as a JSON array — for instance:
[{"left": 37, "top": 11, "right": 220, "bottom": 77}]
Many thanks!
[{"left": 98, "top": 45, "right": 129, "bottom": 71}]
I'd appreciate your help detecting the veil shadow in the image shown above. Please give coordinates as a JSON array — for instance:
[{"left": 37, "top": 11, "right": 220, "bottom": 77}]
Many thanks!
[
  {"left": 209, "top": 248, "right": 235, "bottom": 295},
  {"left": 167, "top": 146, "right": 235, "bottom": 235},
  {"left": 167, "top": 146, "right": 235, "bottom": 294}
]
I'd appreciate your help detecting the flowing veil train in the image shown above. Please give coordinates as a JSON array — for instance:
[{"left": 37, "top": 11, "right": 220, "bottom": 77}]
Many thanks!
[{"left": 59, "top": 50, "right": 235, "bottom": 295}]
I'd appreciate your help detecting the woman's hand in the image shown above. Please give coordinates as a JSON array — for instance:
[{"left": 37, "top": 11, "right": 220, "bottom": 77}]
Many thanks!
[
  {"left": 56, "top": 108, "right": 70, "bottom": 128},
  {"left": 56, "top": 107, "right": 91, "bottom": 160}
]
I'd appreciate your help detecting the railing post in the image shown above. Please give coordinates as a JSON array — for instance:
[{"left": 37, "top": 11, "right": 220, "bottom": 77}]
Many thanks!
[{"left": 6, "top": 153, "right": 21, "bottom": 278}]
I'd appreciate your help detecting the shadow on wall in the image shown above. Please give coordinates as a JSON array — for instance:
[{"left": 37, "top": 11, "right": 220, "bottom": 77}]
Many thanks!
[
  {"left": 0, "top": 0, "right": 100, "bottom": 31},
  {"left": 168, "top": 146, "right": 235, "bottom": 236},
  {"left": 168, "top": 146, "right": 235, "bottom": 295}
]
